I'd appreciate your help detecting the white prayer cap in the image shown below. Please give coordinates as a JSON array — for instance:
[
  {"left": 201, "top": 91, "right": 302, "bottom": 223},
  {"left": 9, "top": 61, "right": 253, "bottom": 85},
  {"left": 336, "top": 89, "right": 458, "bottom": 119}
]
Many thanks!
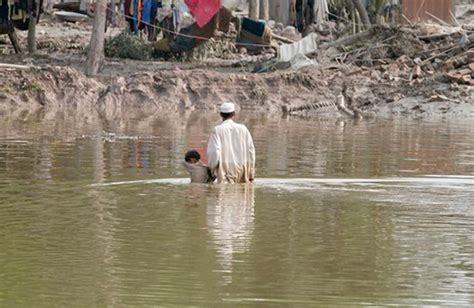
[{"left": 220, "top": 102, "right": 235, "bottom": 113}]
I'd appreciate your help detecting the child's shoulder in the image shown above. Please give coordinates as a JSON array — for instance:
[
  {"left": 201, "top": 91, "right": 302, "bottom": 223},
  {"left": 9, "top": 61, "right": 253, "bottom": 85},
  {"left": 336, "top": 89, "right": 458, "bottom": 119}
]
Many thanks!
[{"left": 197, "top": 161, "right": 208, "bottom": 168}]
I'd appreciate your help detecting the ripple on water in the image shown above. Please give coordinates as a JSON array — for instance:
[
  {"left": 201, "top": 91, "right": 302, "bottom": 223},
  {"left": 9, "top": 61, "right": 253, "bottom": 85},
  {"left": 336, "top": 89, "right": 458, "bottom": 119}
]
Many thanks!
[{"left": 0, "top": 116, "right": 474, "bottom": 306}]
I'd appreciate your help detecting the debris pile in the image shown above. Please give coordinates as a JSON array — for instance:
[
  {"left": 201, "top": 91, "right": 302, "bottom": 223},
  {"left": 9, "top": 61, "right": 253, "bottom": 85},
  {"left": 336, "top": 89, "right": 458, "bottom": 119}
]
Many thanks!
[
  {"left": 189, "top": 37, "right": 238, "bottom": 61},
  {"left": 36, "top": 35, "right": 86, "bottom": 53},
  {"left": 326, "top": 24, "right": 474, "bottom": 86},
  {"left": 445, "top": 49, "right": 474, "bottom": 85}
]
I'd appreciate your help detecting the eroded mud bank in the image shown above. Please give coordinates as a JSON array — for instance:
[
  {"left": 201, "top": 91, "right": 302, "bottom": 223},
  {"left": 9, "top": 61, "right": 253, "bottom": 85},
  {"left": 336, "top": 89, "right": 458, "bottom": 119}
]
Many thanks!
[{"left": 1, "top": 64, "right": 473, "bottom": 122}]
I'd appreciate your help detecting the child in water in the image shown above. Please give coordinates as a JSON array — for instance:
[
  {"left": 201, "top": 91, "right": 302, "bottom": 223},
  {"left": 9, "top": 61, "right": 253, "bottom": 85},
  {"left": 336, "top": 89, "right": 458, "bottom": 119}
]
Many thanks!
[{"left": 183, "top": 150, "right": 216, "bottom": 183}]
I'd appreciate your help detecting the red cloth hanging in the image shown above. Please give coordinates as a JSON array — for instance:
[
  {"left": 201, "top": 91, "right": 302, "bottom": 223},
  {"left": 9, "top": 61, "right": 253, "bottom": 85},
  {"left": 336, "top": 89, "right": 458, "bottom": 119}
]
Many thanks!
[{"left": 184, "top": 0, "right": 222, "bottom": 28}]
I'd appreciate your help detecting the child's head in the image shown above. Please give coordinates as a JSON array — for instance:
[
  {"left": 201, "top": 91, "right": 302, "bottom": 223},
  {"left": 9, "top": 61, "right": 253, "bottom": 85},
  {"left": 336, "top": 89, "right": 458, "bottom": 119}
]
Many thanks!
[{"left": 185, "top": 149, "right": 201, "bottom": 164}]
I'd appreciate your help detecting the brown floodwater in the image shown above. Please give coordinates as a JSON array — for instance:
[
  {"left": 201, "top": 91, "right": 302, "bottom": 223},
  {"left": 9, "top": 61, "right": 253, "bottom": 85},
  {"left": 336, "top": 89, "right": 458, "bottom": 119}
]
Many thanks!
[{"left": 1, "top": 112, "right": 473, "bottom": 306}]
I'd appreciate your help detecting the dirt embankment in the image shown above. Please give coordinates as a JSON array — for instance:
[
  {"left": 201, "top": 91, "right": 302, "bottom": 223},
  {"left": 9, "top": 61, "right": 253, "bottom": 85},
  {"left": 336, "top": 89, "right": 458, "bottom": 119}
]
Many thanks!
[
  {"left": 1, "top": 63, "right": 473, "bottom": 123},
  {"left": 1, "top": 65, "right": 324, "bottom": 121},
  {"left": 2, "top": 12, "right": 474, "bottom": 121}
]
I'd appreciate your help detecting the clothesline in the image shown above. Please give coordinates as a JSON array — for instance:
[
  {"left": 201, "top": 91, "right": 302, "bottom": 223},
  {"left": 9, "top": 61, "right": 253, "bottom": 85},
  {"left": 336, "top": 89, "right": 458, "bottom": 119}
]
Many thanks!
[{"left": 105, "top": 6, "right": 274, "bottom": 48}]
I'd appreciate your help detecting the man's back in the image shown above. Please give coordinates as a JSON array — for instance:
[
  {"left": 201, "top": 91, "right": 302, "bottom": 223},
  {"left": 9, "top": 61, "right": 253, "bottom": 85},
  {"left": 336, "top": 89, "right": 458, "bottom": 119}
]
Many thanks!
[{"left": 207, "top": 119, "right": 255, "bottom": 184}]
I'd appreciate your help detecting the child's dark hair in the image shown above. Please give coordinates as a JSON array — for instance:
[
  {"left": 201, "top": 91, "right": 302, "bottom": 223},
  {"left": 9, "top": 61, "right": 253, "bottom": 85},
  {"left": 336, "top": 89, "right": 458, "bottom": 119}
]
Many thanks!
[{"left": 185, "top": 149, "right": 201, "bottom": 162}]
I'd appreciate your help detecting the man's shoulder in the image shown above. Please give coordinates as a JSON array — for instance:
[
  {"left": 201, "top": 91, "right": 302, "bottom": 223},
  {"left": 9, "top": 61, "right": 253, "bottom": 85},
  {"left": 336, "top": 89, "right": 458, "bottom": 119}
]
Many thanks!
[
  {"left": 235, "top": 122, "right": 250, "bottom": 133},
  {"left": 228, "top": 120, "right": 248, "bottom": 129},
  {"left": 215, "top": 120, "right": 249, "bottom": 132}
]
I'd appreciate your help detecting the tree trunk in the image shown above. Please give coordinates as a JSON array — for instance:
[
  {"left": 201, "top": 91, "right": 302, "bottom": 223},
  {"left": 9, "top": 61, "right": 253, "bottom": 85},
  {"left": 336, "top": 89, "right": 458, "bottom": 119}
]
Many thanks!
[
  {"left": 110, "top": 0, "right": 116, "bottom": 26},
  {"left": 85, "top": 0, "right": 107, "bottom": 76},
  {"left": 352, "top": 0, "right": 371, "bottom": 30},
  {"left": 259, "top": 0, "right": 269, "bottom": 20},
  {"left": 27, "top": 16, "right": 37, "bottom": 53},
  {"left": 248, "top": 0, "right": 259, "bottom": 19},
  {"left": 27, "top": 0, "right": 38, "bottom": 53},
  {"left": 7, "top": 29, "right": 22, "bottom": 54}
]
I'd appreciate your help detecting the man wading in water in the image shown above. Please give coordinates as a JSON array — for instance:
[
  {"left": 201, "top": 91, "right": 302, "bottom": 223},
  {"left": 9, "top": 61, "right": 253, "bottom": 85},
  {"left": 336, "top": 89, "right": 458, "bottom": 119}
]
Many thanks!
[{"left": 207, "top": 102, "right": 256, "bottom": 184}]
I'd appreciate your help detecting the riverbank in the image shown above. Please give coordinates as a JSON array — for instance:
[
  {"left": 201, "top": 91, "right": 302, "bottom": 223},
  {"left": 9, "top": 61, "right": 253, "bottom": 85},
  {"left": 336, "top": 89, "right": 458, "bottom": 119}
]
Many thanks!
[
  {"left": 1, "top": 63, "right": 473, "bottom": 121},
  {"left": 1, "top": 15, "right": 474, "bottom": 121},
  {"left": 1, "top": 59, "right": 473, "bottom": 122}
]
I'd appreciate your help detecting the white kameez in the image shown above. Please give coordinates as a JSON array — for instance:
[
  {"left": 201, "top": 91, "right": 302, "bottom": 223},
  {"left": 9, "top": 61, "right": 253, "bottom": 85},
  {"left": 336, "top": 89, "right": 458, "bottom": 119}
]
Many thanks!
[{"left": 207, "top": 119, "right": 256, "bottom": 184}]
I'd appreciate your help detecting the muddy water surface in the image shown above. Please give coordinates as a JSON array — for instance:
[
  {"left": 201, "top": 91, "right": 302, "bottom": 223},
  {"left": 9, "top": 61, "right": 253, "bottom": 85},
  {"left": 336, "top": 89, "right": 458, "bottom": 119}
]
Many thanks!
[{"left": 1, "top": 113, "right": 473, "bottom": 306}]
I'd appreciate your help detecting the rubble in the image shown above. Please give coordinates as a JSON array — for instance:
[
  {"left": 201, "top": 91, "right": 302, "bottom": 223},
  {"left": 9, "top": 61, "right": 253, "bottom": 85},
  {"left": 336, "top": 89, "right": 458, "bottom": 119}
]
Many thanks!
[
  {"left": 189, "top": 37, "right": 238, "bottom": 60},
  {"left": 445, "top": 51, "right": 474, "bottom": 86},
  {"left": 321, "top": 24, "right": 474, "bottom": 88}
]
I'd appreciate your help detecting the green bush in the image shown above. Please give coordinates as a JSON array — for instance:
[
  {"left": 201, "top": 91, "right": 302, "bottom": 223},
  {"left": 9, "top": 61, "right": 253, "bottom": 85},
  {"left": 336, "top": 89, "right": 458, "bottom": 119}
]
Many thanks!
[{"left": 104, "top": 31, "right": 153, "bottom": 61}]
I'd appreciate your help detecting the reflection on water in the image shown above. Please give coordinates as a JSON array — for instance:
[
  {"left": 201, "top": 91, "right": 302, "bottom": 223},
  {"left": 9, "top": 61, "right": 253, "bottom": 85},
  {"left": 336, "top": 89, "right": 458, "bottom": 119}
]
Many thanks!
[
  {"left": 0, "top": 113, "right": 474, "bottom": 306},
  {"left": 2, "top": 113, "right": 474, "bottom": 181},
  {"left": 207, "top": 185, "right": 255, "bottom": 286}
]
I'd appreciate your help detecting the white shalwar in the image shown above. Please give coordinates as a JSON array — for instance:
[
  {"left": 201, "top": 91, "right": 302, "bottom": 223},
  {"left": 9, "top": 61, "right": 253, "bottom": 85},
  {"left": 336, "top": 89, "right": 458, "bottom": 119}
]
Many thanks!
[{"left": 207, "top": 119, "right": 256, "bottom": 184}]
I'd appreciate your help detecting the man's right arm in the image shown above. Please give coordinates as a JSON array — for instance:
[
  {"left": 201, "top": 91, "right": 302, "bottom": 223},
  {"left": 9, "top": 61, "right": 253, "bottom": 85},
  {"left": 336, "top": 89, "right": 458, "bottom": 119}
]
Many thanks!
[
  {"left": 246, "top": 128, "right": 256, "bottom": 181},
  {"left": 207, "top": 128, "right": 221, "bottom": 171}
]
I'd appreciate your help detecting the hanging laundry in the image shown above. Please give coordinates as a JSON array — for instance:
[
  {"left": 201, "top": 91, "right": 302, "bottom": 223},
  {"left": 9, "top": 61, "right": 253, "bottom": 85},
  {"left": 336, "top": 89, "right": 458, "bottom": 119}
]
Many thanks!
[
  {"left": 1, "top": 0, "right": 40, "bottom": 31},
  {"left": 184, "top": 0, "right": 221, "bottom": 28},
  {"left": 313, "top": 0, "right": 328, "bottom": 26},
  {"left": 170, "top": 10, "right": 219, "bottom": 53},
  {"left": 137, "top": 0, "right": 142, "bottom": 27},
  {"left": 10, "top": 0, "right": 28, "bottom": 23},
  {"left": 1, "top": 0, "right": 10, "bottom": 25},
  {"left": 128, "top": 0, "right": 146, "bottom": 32},
  {"left": 295, "top": 0, "right": 304, "bottom": 33},
  {"left": 146, "top": 0, "right": 161, "bottom": 41},
  {"left": 134, "top": 0, "right": 142, "bottom": 30},
  {"left": 178, "top": 2, "right": 188, "bottom": 14},
  {"left": 152, "top": 0, "right": 162, "bottom": 20},
  {"left": 305, "top": 0, "right": 315, "bottom": 28},
  {"left": 172, "top": 3, "right": 181, "bottom": 32},
  {"left": 141, "top": 0, "right": 152, "bottom": 24},
  {"left": 124, "top": 0, "right": 133, "bottom": 30}
]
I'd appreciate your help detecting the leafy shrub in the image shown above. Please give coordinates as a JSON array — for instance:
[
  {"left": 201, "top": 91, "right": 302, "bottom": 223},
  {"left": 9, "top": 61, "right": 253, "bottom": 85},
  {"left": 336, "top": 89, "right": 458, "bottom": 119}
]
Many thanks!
[{"left": 104, "top": 31, "right": 153, "bottom": 61}]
